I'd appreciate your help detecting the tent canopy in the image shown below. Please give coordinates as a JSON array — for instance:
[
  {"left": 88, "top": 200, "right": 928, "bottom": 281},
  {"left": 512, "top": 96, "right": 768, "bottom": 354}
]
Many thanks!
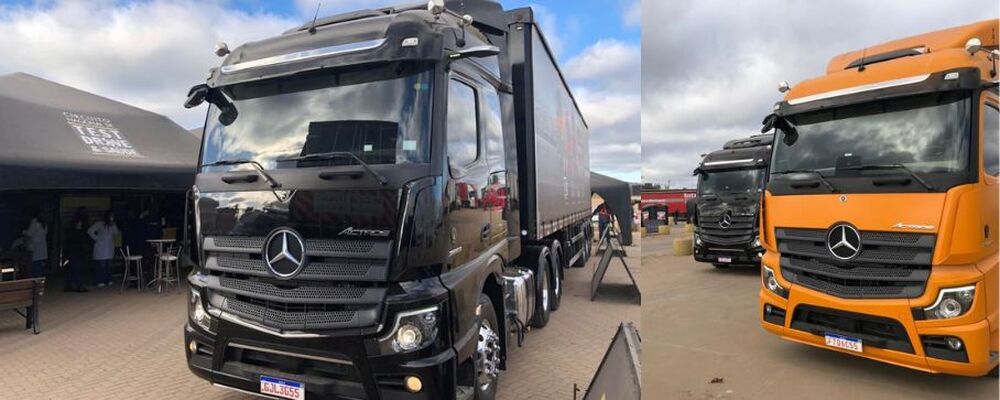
[
  {"left": 0, "top": 73, "right": 199, "bottom": 191},
  {"left": 591, "top": 172, "right": 634, "bottom": 245}
]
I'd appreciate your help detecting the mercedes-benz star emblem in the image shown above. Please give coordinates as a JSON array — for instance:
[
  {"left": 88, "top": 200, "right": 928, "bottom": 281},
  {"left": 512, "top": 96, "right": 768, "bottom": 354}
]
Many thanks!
[
  {"left": 263, "top": 228, "right": 308, "bottom": 279},
  {"left": 719, "top": 213, "right": 733, "bottom": 229},
  {"left": 827, "top": 224, "right": 862, "bottom": 260}
]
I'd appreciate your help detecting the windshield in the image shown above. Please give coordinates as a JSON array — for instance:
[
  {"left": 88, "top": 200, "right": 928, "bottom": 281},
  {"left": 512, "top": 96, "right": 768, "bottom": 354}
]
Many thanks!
[
  {"left": 699, "top": 168, "right": 765, "bottom": 196},
  {"left": 200, "top": 62, "right": 434, "bottom": 172},
  {"left": 772, "top": 92, "right": 971, "bottom": 176}
]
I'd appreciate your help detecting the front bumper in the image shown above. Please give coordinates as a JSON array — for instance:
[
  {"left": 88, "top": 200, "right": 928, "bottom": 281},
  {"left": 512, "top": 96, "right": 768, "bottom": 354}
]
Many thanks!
[
  {"left": 185, "top": 320, "right": 458, "bottom": 400},
  {"left": 694, "top": 241, "right": 762, "bottom": 266},
  {"left": 759, "top": 262, "right": 998, "bottom": 377}
]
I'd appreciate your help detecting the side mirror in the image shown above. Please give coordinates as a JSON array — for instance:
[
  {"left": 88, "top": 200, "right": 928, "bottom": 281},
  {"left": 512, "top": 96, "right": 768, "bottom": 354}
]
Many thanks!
[
  {"left": 184, "top": 84, "right": 209, "bottom": 109},
  {"left": 760, "top": 113, "right": 777, "bottom": 133},
  {"left": 449, "top": 45, "right": 500, "bottom": 60}
]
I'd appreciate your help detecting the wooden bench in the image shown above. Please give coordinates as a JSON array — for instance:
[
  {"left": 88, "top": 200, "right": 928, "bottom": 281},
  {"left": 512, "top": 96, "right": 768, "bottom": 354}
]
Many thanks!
[{"left": 0, "top": 278, "right": 44, "bottom": 334}]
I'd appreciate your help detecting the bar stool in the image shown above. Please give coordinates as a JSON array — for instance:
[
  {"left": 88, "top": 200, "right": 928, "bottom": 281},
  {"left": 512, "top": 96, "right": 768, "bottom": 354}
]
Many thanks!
[
  {"left": 118, "top": 246, "right": 144, "bottom": 293},
  {"left": 157, "top": 244, "right": 182, "bottom": 293}
]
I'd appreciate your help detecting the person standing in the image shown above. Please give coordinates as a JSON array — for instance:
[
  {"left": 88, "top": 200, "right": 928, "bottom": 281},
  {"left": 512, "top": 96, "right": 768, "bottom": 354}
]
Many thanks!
[
  {"left": 23, "top": 216, "right": 48, "bottom": 278},
  {"left": 88, "top": 212, "right": 119, "bottom": 287}
]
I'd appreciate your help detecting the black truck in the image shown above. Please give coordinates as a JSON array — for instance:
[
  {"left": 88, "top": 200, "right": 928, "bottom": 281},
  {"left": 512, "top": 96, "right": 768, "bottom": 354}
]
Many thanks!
[
  {"left": 181, "top": 1, "right": 592, "bottom": 399},
  {"left": 691, "top": 134, "right": 772, "bottom": 268}
]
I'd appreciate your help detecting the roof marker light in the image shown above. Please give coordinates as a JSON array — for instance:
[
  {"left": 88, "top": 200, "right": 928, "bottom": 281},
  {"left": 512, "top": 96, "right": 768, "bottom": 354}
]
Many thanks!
[{"left": 220, "top": 38, "right": 387, "bottom": 74}]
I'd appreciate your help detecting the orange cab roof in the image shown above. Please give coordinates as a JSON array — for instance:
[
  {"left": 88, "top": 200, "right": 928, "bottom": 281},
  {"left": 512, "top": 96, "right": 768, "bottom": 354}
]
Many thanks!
[{"left": 786, "top": 19, "right": 998, "bottom": 104}]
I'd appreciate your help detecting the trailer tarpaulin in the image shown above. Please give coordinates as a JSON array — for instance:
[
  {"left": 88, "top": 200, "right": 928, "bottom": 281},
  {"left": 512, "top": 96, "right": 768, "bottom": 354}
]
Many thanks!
[
  {"left": 0, "top": 73, "right": 198, "bottom": 191},
  {"left": 591, "top": 172, "right": 633, "bottom": 245}
]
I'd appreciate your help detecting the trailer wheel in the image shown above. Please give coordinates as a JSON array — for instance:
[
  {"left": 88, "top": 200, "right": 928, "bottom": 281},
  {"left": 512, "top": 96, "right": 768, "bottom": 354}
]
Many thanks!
[
  {"left": 549, "top": 243, "right": 563, "bottom": 311},
  {"left": 474, "top": 294, "right": 500, "bottom": 399},
  {"left": 530, "top": 255, "right": 551, "bottom": 328}
]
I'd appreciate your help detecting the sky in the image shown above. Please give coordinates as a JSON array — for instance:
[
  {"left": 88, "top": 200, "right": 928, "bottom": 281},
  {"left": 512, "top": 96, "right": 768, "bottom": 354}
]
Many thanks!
[
  {"left": 0, "top": 0, "right": 641, "bottom": 182},
  {"left": 641, "top": 0, "right": 999, "bottom": 189}
]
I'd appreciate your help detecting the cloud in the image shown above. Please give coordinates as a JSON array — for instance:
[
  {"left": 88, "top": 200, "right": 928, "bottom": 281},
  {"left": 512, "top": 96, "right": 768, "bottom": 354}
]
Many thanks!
[
  {"left": 642, "top": 0, "right": 997, "bottom": 188},
  {"left": 623, "top": 0, "right": 640, "bottom": 28},
  {"left": 564, "top": 39, "right": 641, "bottom": 182},
  {"left": 0, "top": 0, "right": 296, "bottom": 128}
]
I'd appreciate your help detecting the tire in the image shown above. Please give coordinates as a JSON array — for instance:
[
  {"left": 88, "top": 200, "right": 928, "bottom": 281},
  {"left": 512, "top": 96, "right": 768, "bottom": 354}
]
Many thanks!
[
  {"left": 474, "top": 294, "right": 501, "bottom": 400},
  {"left": 530, "top": 254, "right": 551, "bottom": 328},
  {"left": 549, "top": 244, "right": 563, "bottom": 311},
  {"left": 712, "top": 263, "right": 730, "bottom": 269}
]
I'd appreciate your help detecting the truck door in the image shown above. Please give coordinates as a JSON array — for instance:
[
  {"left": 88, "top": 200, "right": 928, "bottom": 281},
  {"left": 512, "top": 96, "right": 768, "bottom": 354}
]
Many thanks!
[
  {"left": 482, "top": 84, "right": 508, "bottom": 244},
  {"left": 981, "top": 90, "right": 998, "bottom": 251},
  {"left": 446, "top": 75, "right": 491, "bottom": 268}
]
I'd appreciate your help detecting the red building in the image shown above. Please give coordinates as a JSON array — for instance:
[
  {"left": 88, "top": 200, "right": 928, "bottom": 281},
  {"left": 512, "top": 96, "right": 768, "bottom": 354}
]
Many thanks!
[{"left": 640, "top": 189, "right": 696, "bottom": 222}]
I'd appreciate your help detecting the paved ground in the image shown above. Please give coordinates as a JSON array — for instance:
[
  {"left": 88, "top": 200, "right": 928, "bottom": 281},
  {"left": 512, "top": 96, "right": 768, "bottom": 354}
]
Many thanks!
[
  {"left": 641, "top": 225, "right": 998, "bottom": 400},
  {"left": 0, "top": 237, "right": 639, "bottom": 399}
]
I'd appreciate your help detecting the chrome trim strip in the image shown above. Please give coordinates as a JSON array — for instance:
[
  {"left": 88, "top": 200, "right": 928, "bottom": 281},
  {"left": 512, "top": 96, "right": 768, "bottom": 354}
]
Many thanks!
[
  {"left": 228, "top": 342, "right": 353, "bottom": 366},
  {"left": 787, "top": 74, "right": 931, "bottom": 105},
  {"left": 221, "top": 38, "right": 387, "bottom": 74},
  {"left": 703, "top": 159, "right": 755, "bottom": 166},
  {"left": 448, "top": 246, "right": 463, "bottom": 258},
  {"left": 212, "top": 383, "right": 281, "bottom": 400},
  {"left": 923, "top": 284, "right": 976, "bottom": 312},
  {"left": 208, "top": 307, "right": 327, "bottom": 339}
]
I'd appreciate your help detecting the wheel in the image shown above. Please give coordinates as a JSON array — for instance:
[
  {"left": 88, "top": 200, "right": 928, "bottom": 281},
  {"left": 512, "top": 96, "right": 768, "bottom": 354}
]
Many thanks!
[
  {"left": 712, "top": 263, "right": 730, "bottom": 269},
  {"left": 530, "top": 254, "right": 551, "bottom": 328},
  {"left": 474, "top": 294, "right": 501, "bottom": 399},
  {"left": 549, "top": 244, "right": 563, "bottom": 311}
]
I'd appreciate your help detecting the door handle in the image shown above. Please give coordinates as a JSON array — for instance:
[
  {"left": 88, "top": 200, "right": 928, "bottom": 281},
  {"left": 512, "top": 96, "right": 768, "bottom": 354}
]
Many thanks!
[{"left": 481, "top": 224, "right": 491, "bottom": 241}]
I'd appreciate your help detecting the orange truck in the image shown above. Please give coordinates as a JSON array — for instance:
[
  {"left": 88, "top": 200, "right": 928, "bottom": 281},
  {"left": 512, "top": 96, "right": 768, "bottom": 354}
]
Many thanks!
[{"left": 759, "top": 20, "right": 999, "bottom": 377}]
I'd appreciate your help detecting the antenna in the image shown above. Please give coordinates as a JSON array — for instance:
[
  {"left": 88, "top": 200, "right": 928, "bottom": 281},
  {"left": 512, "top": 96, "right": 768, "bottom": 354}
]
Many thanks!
[
  {"left": 858, "top": 47, "right": 867, "bottom": 72},
  {"left": 308, "top": 2, "right": 322, "bottom": 35}
]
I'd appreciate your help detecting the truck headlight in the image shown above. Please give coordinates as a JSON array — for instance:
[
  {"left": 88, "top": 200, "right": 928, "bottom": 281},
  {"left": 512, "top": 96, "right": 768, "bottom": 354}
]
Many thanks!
[
  {"left": 924, "top": 285, "right": 975, "bottom": 320},
  {"left": 753, "top": 235, "right": 762, "bottom": 248},
  {"left": 189, "top": 289, "right": 212, "bottom": 333},
  {"left": 762, "top": 265, "right": 787, "bottom": 298},
  {"left": 694, "top": 234, "right": 702, "bottom": 246},
  {"left": 379, "top": 305, "right": 440, "bottom": 353}
]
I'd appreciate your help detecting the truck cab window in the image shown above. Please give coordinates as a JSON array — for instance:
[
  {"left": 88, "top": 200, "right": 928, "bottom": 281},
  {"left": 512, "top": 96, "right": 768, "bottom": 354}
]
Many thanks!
[
  {"left": 985, "top": 104, "right": 998, "bottom": 176},
  {"left": 447, "top": 79, "right": 479, "bottom": 168},
  {"left": 483, "top": 86, "right": 504, "bottom": 168}
]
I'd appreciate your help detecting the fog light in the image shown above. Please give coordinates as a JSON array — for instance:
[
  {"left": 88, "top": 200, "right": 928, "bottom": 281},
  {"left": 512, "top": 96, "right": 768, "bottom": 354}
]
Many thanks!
[
  {"left": 188, "top": 340, "right": 198, "bottom": 354},
  {"left": 946, "top": 337, "right": 963, "bottom": 351},
  {"left": 924, "top": 285, "right": 975, "bottom": 320},
  {"left": 765, "top": 304, "right": 772, "bottom": 313},
  {"left": 404, "top": 376, "right": 423, "bottom": 393}
]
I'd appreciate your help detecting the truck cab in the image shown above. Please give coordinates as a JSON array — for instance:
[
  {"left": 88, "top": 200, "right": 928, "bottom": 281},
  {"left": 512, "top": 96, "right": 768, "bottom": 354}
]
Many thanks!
[
  {"left": 182, "top": 1, "right": 590, "bottom": 398},
  {"left": 759, "top": 19, "right": 999, "bottom": 377},
  {"left": 693, "top": 134, "right": 772, "bottom": 267}
]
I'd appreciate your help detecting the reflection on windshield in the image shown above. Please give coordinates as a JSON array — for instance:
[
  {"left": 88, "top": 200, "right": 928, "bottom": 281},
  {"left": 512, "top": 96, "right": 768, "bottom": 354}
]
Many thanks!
[
  {"left": 200, "top": 62, "right": 434, "bottom": 171},
  {"left": 699, "top": 169, "right": 764, "bottom": 195},
  {"left": 773, "top": 92, "right": 971, "bottom": 175}
]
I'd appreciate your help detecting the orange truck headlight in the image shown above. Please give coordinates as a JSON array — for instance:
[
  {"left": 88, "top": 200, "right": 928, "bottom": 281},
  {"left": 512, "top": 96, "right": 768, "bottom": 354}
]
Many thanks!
[{"left": 923, "top": 285, "right": 975, "bottom": 320}]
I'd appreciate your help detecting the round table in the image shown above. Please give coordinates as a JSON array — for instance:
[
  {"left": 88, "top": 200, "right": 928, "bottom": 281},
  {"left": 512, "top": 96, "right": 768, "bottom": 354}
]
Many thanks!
[{"left": 146, "top": 239, "right": 176, "bottom": 292}]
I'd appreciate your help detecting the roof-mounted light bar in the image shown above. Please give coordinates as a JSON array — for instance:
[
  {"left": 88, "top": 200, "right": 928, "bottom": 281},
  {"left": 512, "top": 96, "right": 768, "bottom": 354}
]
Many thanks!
[
  {"left": 787, "top": 73, "right": 930, "bottom": 105},
  {"left": 220, "top": 38, "right": 387, "bottom": 74},
  {"left": 703, "top": 159, "right": 756, "bottom": 167}
]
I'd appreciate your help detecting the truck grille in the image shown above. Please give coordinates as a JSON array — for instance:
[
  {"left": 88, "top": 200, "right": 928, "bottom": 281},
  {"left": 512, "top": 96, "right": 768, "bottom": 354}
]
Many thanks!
[
  {"left": 699, "top": 214, "right": 755, "bottom": 245},
  {"left": 776, "top": 228, "right": 934, "bottom": 299},
  {"left": 201, "top": 235, "right": 391, "bottom": 332}
]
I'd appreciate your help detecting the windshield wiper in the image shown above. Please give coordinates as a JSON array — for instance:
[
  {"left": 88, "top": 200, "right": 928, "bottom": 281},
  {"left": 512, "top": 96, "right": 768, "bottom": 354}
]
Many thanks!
[
  {"left": 772, "top": 169, "right": 837, "bottom": 192},
  {"left": 277, "top": 152, "right": 388, "bottom": 185},
  {"left": 202, "top": 159, "right": 282, "bottom": 188},
  {"left": 839, "top": 163, "right": 935, "bottom": 191}
]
